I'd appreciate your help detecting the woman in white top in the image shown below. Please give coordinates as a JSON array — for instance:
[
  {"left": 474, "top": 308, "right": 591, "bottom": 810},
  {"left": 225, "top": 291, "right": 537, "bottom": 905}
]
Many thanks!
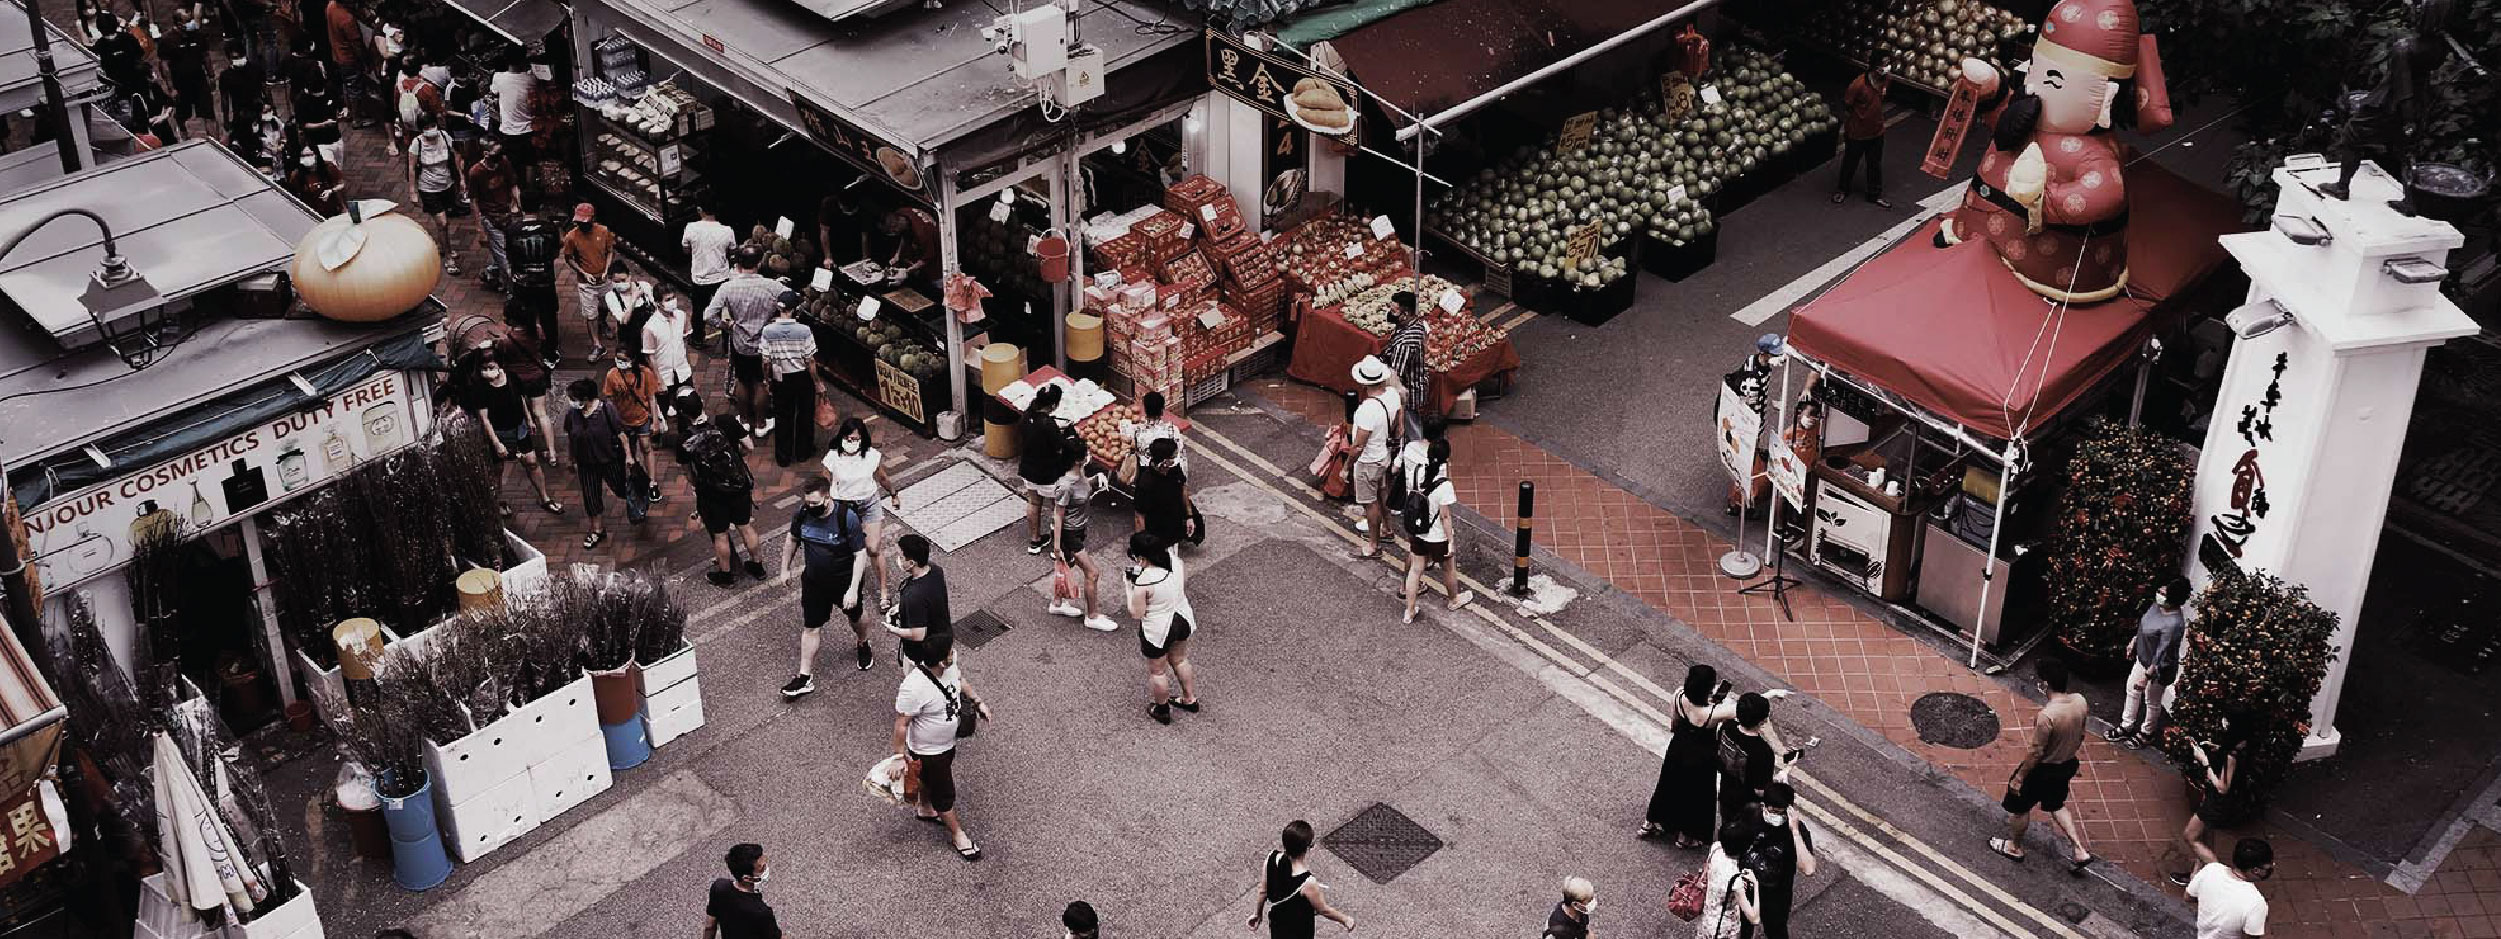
[
  {"left": 1396, "top": 435, "right": 1474, "bottom": 624},
  {"left": 823, "top": 416, "right": 903, "bottom": 605},
  {"left": 1127, "top": 390, "right": 1187, "bottom": 473},
  {"left": 1697, "top": 820, "right": 1762, "bottom": 939},
  {"left": 1125, "top": 531, "right": 1201, "bottom": 725},
  {"left": 640, "top": 294, "right": 695, "bottom": 388}
]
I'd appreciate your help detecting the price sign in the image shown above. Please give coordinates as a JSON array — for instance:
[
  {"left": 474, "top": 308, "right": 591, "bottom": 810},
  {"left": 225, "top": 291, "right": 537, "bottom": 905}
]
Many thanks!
[
  {"left": 658, "top": 144, "right": 683, "bottom": 177},
  {"left": 1558, "top": 111, "right": 1599, "bottom": 154},
  {"left": 1662, "top": 72, "right": 1698, "bottom": 124},
  {"left": 810, "top": 267, "right": 834, "bottom": 291},
  {"left": 873, "top": 358, "right": 926, "bottom": 424},
  {"left": 1716, "top": 380, "right": 1762, "bottom": 492},
  {"left": 1770, "top": 425, "right": 1812, "bottom": 509},
  {"left": 1438, "top": 289, "right": 1466, "bottom": 313},
  {"left": 1700, "top": 85, "right": 1723, "bottom": 108},
  {"left": 1343, "top": 242, "right": 1363, "bottom": 260},
  {"left": 856, "top": 296, "right": 881, "bottom": 321},
  {"left": 1566, "top": 221, "right": 1605, "bottom": 267},
  {"left": 989, "top": 200, "right": 1012, "bottom": 223},
  {"left": 774, "top": 217, "right": 795, "bottom": 239},
  {"left": 1370, "top": 215, "right": 1397, "bottom": 239},
  {"left": 1667, "top": 183, "right": 1689, "bottom": 205}
]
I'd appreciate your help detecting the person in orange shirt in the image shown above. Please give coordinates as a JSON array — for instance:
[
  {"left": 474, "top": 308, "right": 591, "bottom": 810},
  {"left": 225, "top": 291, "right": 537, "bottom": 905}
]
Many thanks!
[
  {"left": 323, "top": 0, "right": 365, "bottom": 125},
  {"left": 1833, "top": 64, "right": 1893, "bottom": 209}
]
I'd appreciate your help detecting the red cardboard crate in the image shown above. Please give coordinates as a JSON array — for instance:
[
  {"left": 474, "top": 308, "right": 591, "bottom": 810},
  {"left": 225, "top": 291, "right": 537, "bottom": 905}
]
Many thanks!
[{"left": 1160, "top": 251, "right": 1218, "bottom": 294}]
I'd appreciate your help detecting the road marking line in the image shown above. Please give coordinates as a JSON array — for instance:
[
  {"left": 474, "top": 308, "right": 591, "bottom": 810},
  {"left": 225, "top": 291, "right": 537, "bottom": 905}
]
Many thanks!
[
  {"left": 1187, "top": 421, "right": 2087, "bottom": 939},
  {"left": 1728, "top": 182, "right": 1966, "bottom": 327}
]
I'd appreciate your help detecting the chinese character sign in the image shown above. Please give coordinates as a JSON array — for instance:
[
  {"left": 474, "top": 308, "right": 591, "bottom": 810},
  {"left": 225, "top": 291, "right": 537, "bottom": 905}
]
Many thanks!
[
  {"left": 2199, "top": 351, "right": 2290, "bottom": 576},
  {"left": 1922, "top": 79, "right": 1982, "bottom": 180},
  {"left": 1206, "top": 31, "right": 1359, "bottom": 140}
]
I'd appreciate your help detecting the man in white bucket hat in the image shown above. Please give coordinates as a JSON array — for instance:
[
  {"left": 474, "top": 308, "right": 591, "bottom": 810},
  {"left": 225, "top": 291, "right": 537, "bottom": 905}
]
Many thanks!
[{"left": 1348, "top": 355, "right": 1405, "bottom": 559}]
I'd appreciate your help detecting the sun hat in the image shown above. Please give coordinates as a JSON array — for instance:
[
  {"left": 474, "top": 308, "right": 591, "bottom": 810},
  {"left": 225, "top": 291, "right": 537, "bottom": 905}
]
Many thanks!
[{"left": 1351, "top": 355, "right": 1391, "bottom": 386}]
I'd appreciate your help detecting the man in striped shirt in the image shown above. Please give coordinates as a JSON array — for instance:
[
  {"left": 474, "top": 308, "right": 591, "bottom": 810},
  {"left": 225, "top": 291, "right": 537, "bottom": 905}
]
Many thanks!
[
  {"left": 759, "top": 291, "right": 821, "bottom": 466},
  {"left": 1383, "top": 290, "right": 1432, "bottom": 440},
  {"left": 705, "top": 246, "right": 783, "bottom": 438}
]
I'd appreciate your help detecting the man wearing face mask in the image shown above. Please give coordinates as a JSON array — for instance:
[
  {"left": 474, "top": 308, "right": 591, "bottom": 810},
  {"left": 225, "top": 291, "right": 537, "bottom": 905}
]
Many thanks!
[
  {"left": 704, "top": 843, "right": 780, "bottom": 939},
  {"left": 217, "top": 52, "right": 268, "bottom": 144},
  {"left": 160, "top": 19, "right": 215, "bottom": 137},
  {"left": 563, "top": 203, "right": 620, "bottom": 357},
  {"left": 777, "top": 477, "right": 869, "bottom": 698},
  {"left": 1541, "top": 877, "right": 1596, "bottom": 939},
  {"left": 1746, "top": 784, "right": 1818, "bottom": 939},
  {"left": 505, "top": 196, "right": 565, "bottom": 362},
  {"left": 406, "top": 111, "right": 466, "bottom": 274}
]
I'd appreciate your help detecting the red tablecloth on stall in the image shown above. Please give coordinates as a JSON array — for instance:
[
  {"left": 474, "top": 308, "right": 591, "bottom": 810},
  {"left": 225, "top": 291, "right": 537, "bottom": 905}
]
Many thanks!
[{"left": 1284, "top": 304, "right": 1522, "bottom": 415}]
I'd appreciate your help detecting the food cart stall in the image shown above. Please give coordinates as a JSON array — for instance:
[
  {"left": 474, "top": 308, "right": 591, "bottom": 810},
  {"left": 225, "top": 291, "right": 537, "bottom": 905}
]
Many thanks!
[{"left": 1772, "top": 159, "right": 2245, "bottom": 659}]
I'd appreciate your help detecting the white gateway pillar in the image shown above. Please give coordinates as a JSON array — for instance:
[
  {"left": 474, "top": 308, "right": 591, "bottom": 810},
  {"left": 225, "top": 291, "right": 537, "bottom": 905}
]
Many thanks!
[{"left": 2184, "top": 157, "right": 2477, "bottom": 761}]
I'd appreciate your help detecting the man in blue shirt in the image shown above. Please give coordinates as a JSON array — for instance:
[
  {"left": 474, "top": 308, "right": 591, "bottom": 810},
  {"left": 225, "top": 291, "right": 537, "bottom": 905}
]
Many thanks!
[
  {"left": 777, "top": 477, "right": 868, "bottom": 698},
  {"left": 2115, "top": 576, "right": 2191, "bottom": 748}
]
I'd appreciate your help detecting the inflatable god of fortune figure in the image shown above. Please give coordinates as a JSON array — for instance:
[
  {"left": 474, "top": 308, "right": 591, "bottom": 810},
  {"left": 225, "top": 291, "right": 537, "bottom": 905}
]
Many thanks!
[{"left": 1937, "top": 0, "right": 2173, "bottom": 303}]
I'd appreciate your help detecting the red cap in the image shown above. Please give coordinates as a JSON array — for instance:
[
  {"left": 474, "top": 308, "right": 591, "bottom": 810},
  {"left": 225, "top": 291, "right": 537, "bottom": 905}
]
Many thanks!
[{"left": 573, "top": 202, "right": 595, "bottom": 222}]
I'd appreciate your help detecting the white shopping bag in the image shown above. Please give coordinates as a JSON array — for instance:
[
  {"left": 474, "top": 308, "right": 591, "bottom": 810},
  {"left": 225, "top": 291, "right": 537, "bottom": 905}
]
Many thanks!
[{"left": 862, "top": 754, "right": 910, "bottom": 806}]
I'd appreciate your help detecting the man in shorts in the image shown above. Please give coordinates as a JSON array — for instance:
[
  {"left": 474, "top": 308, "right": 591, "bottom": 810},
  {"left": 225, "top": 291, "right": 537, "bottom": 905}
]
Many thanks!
[
  {"left": 703, "top": 245, "right": 783, "bottom": 436},
  {"left": 778, "top": 477, "right": 869, "bottom": 698},
  {"left": 1347, "top": 355, "right": 1404, "bottom": 559},
  {"left": 561, "top": 202, "right": 620, "bottom": 358},
  {"left": 675, "top": 400, "right": 768, "bottom": 587},
  {"left": 1991, "top": 657, "right": 2095, "bottom": 871}
]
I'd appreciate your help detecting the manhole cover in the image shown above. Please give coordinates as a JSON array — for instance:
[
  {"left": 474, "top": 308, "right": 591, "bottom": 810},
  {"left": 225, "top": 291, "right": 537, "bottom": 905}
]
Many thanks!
[
  {"left": 1909, "top": 692, "right": 2000, "bottom": 749},
  {"left": 2406, "top": 446, "right": 2501, "bottom": 515},
  {"left": 953, "top": 610, "right": 1012, "bottom": 651},
  {"left": 1321, "top": 803, "right": 1444, "bottom": 884}
]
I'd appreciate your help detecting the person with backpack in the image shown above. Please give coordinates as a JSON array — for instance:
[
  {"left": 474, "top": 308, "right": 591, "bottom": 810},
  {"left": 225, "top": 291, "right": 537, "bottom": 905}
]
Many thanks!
[
  {"left": 504, "top": 197, "right": 565, "bottom": 363},
  {"left": 1347, "top": 356, "right": 1404, "bottom": 559},
  {"left": 404, "top": 111, "right": 465, "bottom": 275},
  {"left": 1016, "top": 383, "right": 1081, "bottom": 554},
  {"left": 468, "top": 139, "right": 521, "bottom": 292},
  {"left": 563, "top": 378, "right": 647, "bottom": 548},
  {"left": 777, "top": 477, "right": 870, "bottom": 698},
  {"left": 1695, "top": 820, "right": 1762, "bottom": 939},
  {"left": 1719, "top": 692, "right": 1802, "bottom": 821},
  {"left": 1394, "top": 433, "right": 1472, "bottom": 624},
  {"left": 1132, "top": 437, "right": 1194, "bottom": 549},
  {"left": 675, "top": 399, "right": 769, "bottom": 587},
  {"left": 389, "top": 58, "right": 440, "bottom": 156}
]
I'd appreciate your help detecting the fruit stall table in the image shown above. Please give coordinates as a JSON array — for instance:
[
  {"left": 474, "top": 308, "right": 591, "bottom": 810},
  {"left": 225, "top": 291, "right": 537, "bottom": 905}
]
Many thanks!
[
  {"left": 805, "top": 275, "right": 949, "bottom": 435},
  {"left": 995, "top": 366, "right": 1190, "bottom": 477},
  {"left": 1284, "top": 293, "right": 1523, "bottom": 416}
]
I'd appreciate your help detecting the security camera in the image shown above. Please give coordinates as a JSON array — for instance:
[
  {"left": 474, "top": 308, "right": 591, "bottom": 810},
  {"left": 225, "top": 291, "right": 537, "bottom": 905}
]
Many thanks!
[{"left": 2225, "top": 301, "right": 2297, "bottom": 340}]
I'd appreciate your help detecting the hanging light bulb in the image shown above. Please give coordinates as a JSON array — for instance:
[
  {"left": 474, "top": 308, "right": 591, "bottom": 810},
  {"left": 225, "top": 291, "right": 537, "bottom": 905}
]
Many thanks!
[
  {"left": 1183, "top": 112, "right": 1204, "bottom": 133},
  {"left": 1110, "top": 139, "right": 1127, "bottom": 155},
  {"left": 999, "top": 189, "right": 1015, "bottom": 207}
]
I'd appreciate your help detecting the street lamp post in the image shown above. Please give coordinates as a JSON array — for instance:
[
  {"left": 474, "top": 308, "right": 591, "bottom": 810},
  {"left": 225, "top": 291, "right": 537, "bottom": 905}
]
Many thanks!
[{"left": 22, "top": 0, "right": 82, "bottom": 174}]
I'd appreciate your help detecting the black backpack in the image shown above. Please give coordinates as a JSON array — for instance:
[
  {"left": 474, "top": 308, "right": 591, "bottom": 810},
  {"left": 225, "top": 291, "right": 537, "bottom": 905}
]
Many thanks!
[
  {"left": 1399, "top": 462, "right": 1441, "bottom": 537},
  {"left": 682, "top": 427, "right": 753, "bottom": 495}
]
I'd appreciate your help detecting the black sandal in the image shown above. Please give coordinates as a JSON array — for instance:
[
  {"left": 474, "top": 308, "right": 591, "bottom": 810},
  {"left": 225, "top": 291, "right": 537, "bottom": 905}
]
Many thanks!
[
  {"left": 1171, "top": 699, "right": 1201, "bottom": 713},
  {"left": 955, "top": 843, "right": 982, "bottom": 862},
  {"left": 583, "top": 531, "right": 606, "bottom": 548},
  {"left": 542, "top": 500, "right": 565, "bottom": 515}
]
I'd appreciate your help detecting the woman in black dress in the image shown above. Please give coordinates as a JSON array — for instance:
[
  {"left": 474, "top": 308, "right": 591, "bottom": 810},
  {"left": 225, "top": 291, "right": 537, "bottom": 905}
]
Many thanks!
[
  {"left": 2168, "top": 714, "right": 2257, "bottom": 885},
  {"left": 1132, "top": 438, "right": 1193, "bottom": 548},
  {"left": 1249, "top": 820, "right": 1354, "bottom": 938},
  {"left": 1643, "top": 665, "right": 1735, "bottom": 847}
]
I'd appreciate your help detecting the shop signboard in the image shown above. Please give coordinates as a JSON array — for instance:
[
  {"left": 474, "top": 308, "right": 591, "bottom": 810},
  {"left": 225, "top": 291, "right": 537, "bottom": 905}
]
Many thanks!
[
  {"left": 21, "top": 371, "right": 424, "bottom": 592},
  {"left": 1207, "top": 30, "right": 1359, "bottom": 141},
  {"left": 788, "top": 91, "right": 932, "bottom": 202},
  {"left": 873, "top": 358, "right": 926, "bottom": 425},
  {"left": 1716, "top": 380, "right": 1761, "bottom": 490},
  {"left": 1769, "top": 426, "right": 1810, "bottom": 509},
  {"left": 0, "top": 783, "right": 58, "bottom": 888}
]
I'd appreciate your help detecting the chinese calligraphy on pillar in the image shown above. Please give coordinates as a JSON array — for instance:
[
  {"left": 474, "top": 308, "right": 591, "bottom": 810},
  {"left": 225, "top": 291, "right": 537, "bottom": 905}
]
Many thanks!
[{"left": 2199, "top": 352, "right": 2290, "bottom": 575}]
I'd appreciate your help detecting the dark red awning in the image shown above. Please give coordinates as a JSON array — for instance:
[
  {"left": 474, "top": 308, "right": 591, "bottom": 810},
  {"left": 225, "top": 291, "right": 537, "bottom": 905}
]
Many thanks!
[{"left": 1327, "top": 0, "right": 1689, "bottom": 121}]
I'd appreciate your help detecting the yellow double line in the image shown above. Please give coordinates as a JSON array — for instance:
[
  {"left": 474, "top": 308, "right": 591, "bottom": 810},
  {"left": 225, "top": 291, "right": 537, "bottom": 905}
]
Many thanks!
[{"left": 1184, "top": 417, "right": 2085, "bottom": 939}]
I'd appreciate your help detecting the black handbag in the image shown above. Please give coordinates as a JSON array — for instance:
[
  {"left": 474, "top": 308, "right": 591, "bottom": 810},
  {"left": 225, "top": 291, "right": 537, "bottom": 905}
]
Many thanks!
[{"left": 921, "top": 663, "right": 980, "bottom": 738}]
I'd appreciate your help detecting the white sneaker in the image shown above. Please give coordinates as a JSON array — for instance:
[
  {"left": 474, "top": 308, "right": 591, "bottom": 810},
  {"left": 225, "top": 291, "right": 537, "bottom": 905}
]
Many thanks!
[
  {"left": 1082, "top": 615, "right": 1120, "bottom": 632},
  {"left": 1354, "top": 519, "right": 1369, "bottom": 534},
  {"left": 1048, "top": 601, "right": 1082, "bottom": 618},
  {"left": 754, "top": 418, "right": 776, "bottom": 440}
]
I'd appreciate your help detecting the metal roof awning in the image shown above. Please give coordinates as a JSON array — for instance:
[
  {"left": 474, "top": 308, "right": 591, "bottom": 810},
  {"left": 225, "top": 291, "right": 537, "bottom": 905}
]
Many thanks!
[
  {"left": 0, "top": 0, "right": 104, "bottom": 114},
  {"left": 1320, "top": 0, "right": 1707, "bottom": 131},
  {"left": 0, "top": 140, "right": 433, "bottom": 471},
  {"left": 439, "top": 0, "right": 570, "bottom": 46},
  {"left": 603, "top": 0, "right": 1191, "bottom": 157}
]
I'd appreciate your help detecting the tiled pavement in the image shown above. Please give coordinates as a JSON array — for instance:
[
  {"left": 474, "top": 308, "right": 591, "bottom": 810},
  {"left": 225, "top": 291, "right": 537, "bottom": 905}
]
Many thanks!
[{"left": 1251, "top": 377, "right": 2493, "bottom": 939}]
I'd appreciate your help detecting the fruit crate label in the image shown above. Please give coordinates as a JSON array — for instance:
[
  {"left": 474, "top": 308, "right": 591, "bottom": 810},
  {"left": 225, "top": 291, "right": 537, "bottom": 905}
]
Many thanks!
[
  {"left": 874, "top": 358, "right": 925, "bottom": 424},
  {"left": 1484, "top": 266, "right": 1514, "bottom": 297},
  {"left": 1566, "top": 221, "right": 1604, "bottom": 266},
  {"left": 1923, "top": 78, "right": 1982, "bottom": 180},
  {"left": 1668, "top": 184, "right": 1689, "bottom": 205},
  {"left": 1662, "top": 72, "right": 1698, "bottom": 124},
  {"left": 811, "top": 267, "right": 834, "bottom": 291},
  {"left": 1557, "top": 112, "right": 1599, "bottom": 153}
]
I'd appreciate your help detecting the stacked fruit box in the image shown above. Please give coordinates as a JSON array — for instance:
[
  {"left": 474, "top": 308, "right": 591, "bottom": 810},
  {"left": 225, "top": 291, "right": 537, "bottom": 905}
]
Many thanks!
[{"left": 1165, "top": 174, "right": 1248, "bottom": 243}]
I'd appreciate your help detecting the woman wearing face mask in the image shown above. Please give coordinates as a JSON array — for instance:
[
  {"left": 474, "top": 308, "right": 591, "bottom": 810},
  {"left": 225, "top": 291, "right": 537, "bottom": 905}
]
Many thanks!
[
  {"left": 564, "top": 377, "right": 648, "bottom": 548},
  {"left": 406, "top": 111, "right": 466, "bottom": 274},
  {"left": 284, "top": 145, "right": 346, "bottom": 217},
  {"left": 602, "top": 270, "right": 654, "bottom": 358},
  {"left": 455, "top": 353, "right": 560, "bottom": 517},
  {"left": 1126, "top": 531, "right": 1201, "bottom": 725},
  {"left": 602, "top": 349, "right": 663, "bottom": 471},
  {"left": 821, "top": 417, "right": 900, "bottom": 604}
]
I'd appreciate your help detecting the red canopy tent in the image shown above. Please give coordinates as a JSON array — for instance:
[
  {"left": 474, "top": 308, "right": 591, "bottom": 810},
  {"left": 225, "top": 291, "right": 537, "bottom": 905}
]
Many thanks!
[{"left": 1787, "top": 160, "right": 2246, "bottom": 441}]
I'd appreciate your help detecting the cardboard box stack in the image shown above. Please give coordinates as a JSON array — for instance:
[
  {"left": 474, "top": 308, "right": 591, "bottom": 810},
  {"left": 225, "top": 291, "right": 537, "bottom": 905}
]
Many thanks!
[{"left": 1079, "top": 175, "right": 1290, "bottom": 397}]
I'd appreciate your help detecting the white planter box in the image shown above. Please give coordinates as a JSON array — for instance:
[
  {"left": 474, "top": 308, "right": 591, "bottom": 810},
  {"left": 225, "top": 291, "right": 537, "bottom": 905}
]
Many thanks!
[
  {"left": 224, "top": 881, "right": 321, "bottom": 939},
  {"left": 508, "top": 673, "right": 599, "bottom": 758},
  {"left": 292, "top": 626, "right": 404, "bottom": 732},
  {"left": 646, "top": 678, "right": 705, "bottom": 748},
  {"left": 135, "top": 873, "right": 217, "bottom": 939},
  {"left": 499, "top": 529, "right": 548, "bottom": 598},
  {"left": 639, "top": 643, "right": 698, "bottom": 693},
  {"left": 526, "top": 735, "right": 613, "bottom": 822},
  {"left": 441, "top": 771, "right": 538, "bottom": 864}
]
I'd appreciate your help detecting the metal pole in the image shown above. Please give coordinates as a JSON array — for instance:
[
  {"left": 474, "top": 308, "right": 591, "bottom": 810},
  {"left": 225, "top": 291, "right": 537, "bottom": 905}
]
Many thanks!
[
  {"left": 2127, "top": 337, "right": 2157, "bottom": 427},
  {"left": 936, "top": 171, "right": 969, "bottom": 432},
  {"left": 25, "top": 0, "right": 80, "bottom": 173},
  {"left": 1049, "top": 148, "right": 1073, "bottom": 372},
  {"left": 1398, "top": 0, "right": 1724, "bottom": 141},
  {"left": 1409, "top": 118, "right": 1426, "bottom": 295},
  {"left": 1763, "top": 356, "right": 1790, "bottom": 564},
  {"left": 237, "top": 515, "right": 297, "bottom": 710},
  {"left": 1969, "top": 442, "right": 2018, "bottom": 668},
  {"left": 1509, "top": 481, "right": 1534, "bottom": 597}
]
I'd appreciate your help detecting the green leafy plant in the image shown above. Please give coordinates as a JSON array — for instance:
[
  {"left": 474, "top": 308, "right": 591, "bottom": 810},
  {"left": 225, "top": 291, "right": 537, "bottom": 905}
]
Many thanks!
[
  {"left": 2042, "top": 420, "right": 2198, "bottom": 664},
  {"left": 2160, "top": 570, "right": 2339, "bottom": 823}
]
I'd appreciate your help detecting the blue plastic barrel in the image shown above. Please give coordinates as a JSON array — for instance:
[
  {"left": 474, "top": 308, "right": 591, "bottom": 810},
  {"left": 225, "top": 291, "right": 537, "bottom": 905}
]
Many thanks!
[
  {"left": 377, "top": 771, "right": 452, "bottom": 891},
  {"left": 601, "top": 714, "right": 650, "bottom": 771}
]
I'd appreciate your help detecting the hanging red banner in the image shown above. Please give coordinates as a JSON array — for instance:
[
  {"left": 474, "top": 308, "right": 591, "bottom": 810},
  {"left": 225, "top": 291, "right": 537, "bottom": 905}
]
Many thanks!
[{"left": 1922, "top": 79, "right": 1983, "bottom": 180}]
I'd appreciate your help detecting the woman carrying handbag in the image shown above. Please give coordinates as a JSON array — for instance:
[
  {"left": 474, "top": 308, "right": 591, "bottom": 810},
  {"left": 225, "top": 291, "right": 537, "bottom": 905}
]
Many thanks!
[
  {"left": 1695, "top": 820, "right": 1762, "bottom": 939},
  {"left": 892, "top": 633, "right": 993, "bottom": 862}
]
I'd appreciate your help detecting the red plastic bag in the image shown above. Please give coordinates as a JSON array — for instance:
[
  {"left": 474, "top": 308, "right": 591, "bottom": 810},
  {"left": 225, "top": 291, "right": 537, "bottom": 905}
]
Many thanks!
[{"left": 1051, "top": 559, "right": 1075, "bottom": 602}]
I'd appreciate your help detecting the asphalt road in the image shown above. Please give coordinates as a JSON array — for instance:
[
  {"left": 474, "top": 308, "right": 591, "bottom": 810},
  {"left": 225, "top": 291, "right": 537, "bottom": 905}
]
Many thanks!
[{"left": 266, "top": 391, "right": 2185, "bottom": 938}]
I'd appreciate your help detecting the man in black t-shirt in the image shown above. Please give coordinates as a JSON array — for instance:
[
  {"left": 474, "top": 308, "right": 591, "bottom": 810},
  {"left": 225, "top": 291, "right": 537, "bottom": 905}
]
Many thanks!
[
  {"left": 884, "top": 533, "right": 950, "bottom": 667},
  {"left": 505, "top": 197, "right": 566, "bottom": 363},
  {"left": 1748, "top": 783, "right": 1819, "bottom": 939},
  {"left": 674, "top": 401, "right": 769, "bottom": 588},
  {"left": 705, "top": 843, "right": 780, "bottom": 939}
]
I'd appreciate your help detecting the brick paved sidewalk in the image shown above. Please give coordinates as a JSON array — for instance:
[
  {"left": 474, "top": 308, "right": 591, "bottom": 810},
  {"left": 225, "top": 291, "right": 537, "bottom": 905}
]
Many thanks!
[{"left": 1252, "top": 377, "right": 2492, "bottom": 939}]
